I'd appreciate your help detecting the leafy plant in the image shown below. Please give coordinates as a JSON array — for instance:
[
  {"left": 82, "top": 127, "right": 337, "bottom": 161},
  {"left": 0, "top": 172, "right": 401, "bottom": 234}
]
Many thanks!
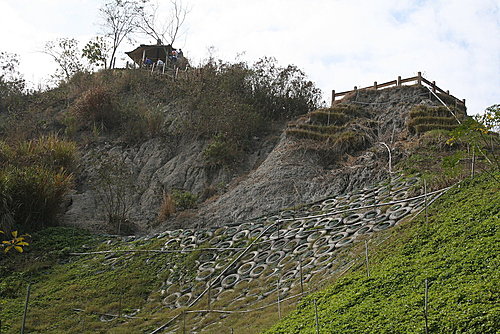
[{"left": 1, "top": 230, "right": 29, "bottom": 253}]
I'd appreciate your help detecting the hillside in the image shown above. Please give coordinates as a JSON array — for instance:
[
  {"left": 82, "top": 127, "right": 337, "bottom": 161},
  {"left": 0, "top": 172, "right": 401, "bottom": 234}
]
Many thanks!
[
  {"left": 1, "top": 64, "right": 498, "bottom": 333},
  {"left": 0, "top": 172, "right": 497, "bottom": 333},
  {"left": 266, "top": 173, "right": 499, "bottom": 333}
]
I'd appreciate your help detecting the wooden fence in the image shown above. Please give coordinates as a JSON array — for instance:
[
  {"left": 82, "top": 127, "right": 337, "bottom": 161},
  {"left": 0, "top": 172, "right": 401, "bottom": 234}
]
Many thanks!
[{"left": 331, "top": 72, "right": 465, "bottom": 106}]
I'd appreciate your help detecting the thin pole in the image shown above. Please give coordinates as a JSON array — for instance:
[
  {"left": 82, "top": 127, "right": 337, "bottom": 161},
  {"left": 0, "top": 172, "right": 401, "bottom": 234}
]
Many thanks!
[
  {"left": 183, "top": 311, "right": 186, "bottom": 334},
  {"left": 299, "top": 259, "right": 304, "bottom": 294},
  {"left": 471, "top": 146, "right": 475, "bottom": 178},
  {"left": 314, "top": 299, "right": 320, "bottom": 334},
  {"left": 208, "top": 283, "right": 211, "bottom": 311},
  {"left": 364, "top": 240, "right": 370, "bottom": 277},
  {"left": 118, "top": 295, "right": 122, "bottom": 318},
  {"left": 277, "top": 278, "right": 281, "bottom": 320},
  {"left": 21, "top": 283, "right": 31, "bottom": 334},
  {"left": 424, "top": 279, "right": 429, "bottom": 334},
  {"left": 424, "top": 179, "right": 428, "bottom": 224}
]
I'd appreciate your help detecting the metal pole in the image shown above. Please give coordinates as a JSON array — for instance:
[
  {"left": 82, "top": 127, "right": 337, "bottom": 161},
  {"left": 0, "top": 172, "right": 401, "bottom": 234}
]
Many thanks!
[{"left": 21, "top": 283, "right": 31, "bottom": 334}]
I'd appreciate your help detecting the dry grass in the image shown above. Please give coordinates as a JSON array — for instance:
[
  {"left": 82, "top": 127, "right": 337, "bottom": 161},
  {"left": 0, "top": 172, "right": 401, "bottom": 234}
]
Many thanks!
[{"left": 158, "top": 193, "right": 176, "bottom": 221}]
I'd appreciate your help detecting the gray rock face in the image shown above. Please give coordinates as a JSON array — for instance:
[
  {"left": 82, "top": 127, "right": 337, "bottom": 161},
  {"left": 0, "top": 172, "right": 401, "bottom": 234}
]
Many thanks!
[{"left": 63, "top": 85, "right": 448, "bottom": 232}]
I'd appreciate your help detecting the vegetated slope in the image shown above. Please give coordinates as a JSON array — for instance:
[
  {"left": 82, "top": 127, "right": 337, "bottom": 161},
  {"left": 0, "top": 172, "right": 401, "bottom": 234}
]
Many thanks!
[
  {"left": 266, "top": 173, "right": 499, "bottom": 334},
  {"left": 191, "top": 85, "right": 467, "bottom": 229},
  {"left": 0, "top": 173, "right": 429, "bottom": 333}
]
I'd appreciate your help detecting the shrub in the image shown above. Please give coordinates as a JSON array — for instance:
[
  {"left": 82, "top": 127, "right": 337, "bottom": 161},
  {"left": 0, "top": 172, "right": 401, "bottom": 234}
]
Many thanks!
[
  {"left": 171, "top": 189, "right": 198, "bottom": 211},
  {"left": 0, "top": 166, "right": 73, "bottom": 231},
  {"left": 203, "top": 134, "right": 241, "bottom": 167},
  {"left": 70, "top": 86, "right": 118, "bottom": 129}
]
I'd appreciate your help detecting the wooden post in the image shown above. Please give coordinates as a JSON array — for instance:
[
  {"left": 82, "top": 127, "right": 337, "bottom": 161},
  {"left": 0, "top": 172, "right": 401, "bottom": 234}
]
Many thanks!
[
  {"left": 424, "top": 279, "right": 429, "bottom": 334},
  {"left": 417, "top": 72, "right": 422, "bottom": 85},
  {"left": 397, "top": 76, "right": 401, "bottom": 86},
  {"left": 446, "top": 90, "right": 450, "bottom": 95},
  {"left": 299, "top": 259, "right": 304, "bottom": 294},
  {"left": 277, "top": 277, "right": 281, "bottom": 320},
  {"left": 424, "top": 179, "right": 428, "bottom": 224},
  {"left": 331, "top": 90, "right": 335, "bottom": 105},
  {"left": 432, "top": 81, "right": 436, "bottom": 93},
  {"left": 374, "top": 81, "right": 377, "bottom": 89},
  {"left": 118, "top": 295, "right": 122, "bottom": 318},
  {"left": 21, "top": 283, "right": 31, "bottom": 334},
  {"left": 364, "top": 240, "right": 370, "bottom": 277},
  {"left": 471, "top": 146, "right": 475, "bottom": 178},
  {"left": 462, "top": 99, "right": 466, "bottom": 105},
  {"left": 183, "top": 311, "right": 186, "bottom": 334},
  {"left": 208, "top": 284, "right": 211, "bottom": 311},
  {"left": 314, "top": 299, "right": 320, "bottom": 334}
]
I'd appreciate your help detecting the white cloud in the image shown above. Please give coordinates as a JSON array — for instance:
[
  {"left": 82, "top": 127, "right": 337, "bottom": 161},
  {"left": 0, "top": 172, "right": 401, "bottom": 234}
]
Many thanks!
[{"left": 0, "top": 0, "right": 498, "bottom": 113}]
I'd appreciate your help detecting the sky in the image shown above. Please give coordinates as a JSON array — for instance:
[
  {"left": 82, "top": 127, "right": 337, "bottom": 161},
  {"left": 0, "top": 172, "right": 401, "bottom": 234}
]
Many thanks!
[{"left": 0, "top": 0, "right": 499, "bottom": 115}]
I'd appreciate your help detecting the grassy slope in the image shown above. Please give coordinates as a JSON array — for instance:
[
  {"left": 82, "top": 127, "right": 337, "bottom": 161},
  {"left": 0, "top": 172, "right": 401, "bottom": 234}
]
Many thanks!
[
  {"left": 266, "top": 173, "right": 499, "bottom": 334},
  {"left": 0, "top": 175, "right": 498, "bottom": 333}
]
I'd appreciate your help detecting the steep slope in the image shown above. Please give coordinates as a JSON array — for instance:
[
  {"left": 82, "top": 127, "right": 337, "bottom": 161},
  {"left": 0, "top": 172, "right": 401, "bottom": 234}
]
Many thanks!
[
  {"left": 64, "top": 84, "right": 465, "bottom": 232},
  {"left": 266, "top": 173, "right": 499, "bottom": 333}
]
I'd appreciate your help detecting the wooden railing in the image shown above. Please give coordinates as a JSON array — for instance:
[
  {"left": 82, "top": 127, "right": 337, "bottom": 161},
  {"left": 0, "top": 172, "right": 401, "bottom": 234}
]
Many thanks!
[{"left": 331, "top": 72, "right": 465, "bottom": 106}]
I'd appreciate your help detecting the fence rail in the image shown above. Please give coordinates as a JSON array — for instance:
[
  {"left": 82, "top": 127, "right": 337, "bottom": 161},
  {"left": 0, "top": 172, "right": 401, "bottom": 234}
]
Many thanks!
[{"left": 331, "top": 72, "right": 465, "bottom": 107}]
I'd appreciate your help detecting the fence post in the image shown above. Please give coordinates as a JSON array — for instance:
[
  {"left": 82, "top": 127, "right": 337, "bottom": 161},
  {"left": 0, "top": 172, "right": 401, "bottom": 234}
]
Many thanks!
[
  {"left": 21, "top": 283, "right": 31, "bottom": 334},
  {"left": 314, "top": 299, "right": 320, "bottom": 334},
  {"left": 331, "top": 90, "right": 335, "bottom": 105},
  {"left": 424, "top": 279, "right": 429, "bottom": 334},
  {"left": 299, "top": 259, "right": 304, "bottom": 294},
  {"left": 446, "top": 90, "right": 449, "bottom": 95},
  {"left": 417, "top": 72, "right": 422, "bottom": 85},
  {"left": 424, "top": 179, "right": 428, "bottom": 224},
  {"left": 374, "top": 81, "right": 377, "bottom": 89},
  {"left": 432, "top": 81, "right": 436, "bottom": 93},
  {"left": 207, "top": 283, "right": 211, "bottom": 311},
  {"left": 364, "top": 240, "right": 370, "bottom": 277},
  {"left": 471, "top": 146, "right": 475, "bottom": 178},
  {"left": 277, "top": 277, "right": 281, "bottom": 320},
  {"left": 397, "top": 76, "right": 401, "bottom": 86},
  {"left": 183, "top": 310, "right": 186, "bottom": 334}
]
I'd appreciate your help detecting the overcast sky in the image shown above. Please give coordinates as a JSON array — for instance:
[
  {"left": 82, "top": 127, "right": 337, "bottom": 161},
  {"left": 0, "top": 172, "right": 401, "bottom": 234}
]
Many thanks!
[{"left": 0, "top": 0, "right": 498, "bottom": 114}]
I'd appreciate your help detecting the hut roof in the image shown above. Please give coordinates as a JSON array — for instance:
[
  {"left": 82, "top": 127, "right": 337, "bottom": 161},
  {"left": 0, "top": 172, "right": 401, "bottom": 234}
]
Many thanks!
[{"left": 125, "top": 44, "right": 174, "bottom": 64}]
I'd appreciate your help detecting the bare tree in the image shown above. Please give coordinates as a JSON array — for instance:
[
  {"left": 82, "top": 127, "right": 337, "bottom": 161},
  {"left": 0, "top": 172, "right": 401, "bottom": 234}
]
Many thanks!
[
  {"left": 100, "top": 0, "right": 144, "bottom": 68},
  {"left": 42, "top": 38, "right": 85, "bottom": 82},
  {"left": 137, "top": 0, "right": 189, "bottom": 46}
]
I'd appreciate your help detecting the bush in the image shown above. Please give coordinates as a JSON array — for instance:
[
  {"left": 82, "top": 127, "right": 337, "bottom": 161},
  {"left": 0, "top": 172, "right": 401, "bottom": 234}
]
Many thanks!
[
  {"left": 0, "top": 166, "right": 73, "bottom": 231},
  {"left": 0, "top": 136, "right": 76, "bottom": 231},
  {"left": 203, "top": 134, "right": 241, "bottom": 167},
  {"left": 171, "top": 189, "right": 198, "bottom": 211},
  {"left": 70, "top": 86, "right": 118, "bottom": 129}
]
